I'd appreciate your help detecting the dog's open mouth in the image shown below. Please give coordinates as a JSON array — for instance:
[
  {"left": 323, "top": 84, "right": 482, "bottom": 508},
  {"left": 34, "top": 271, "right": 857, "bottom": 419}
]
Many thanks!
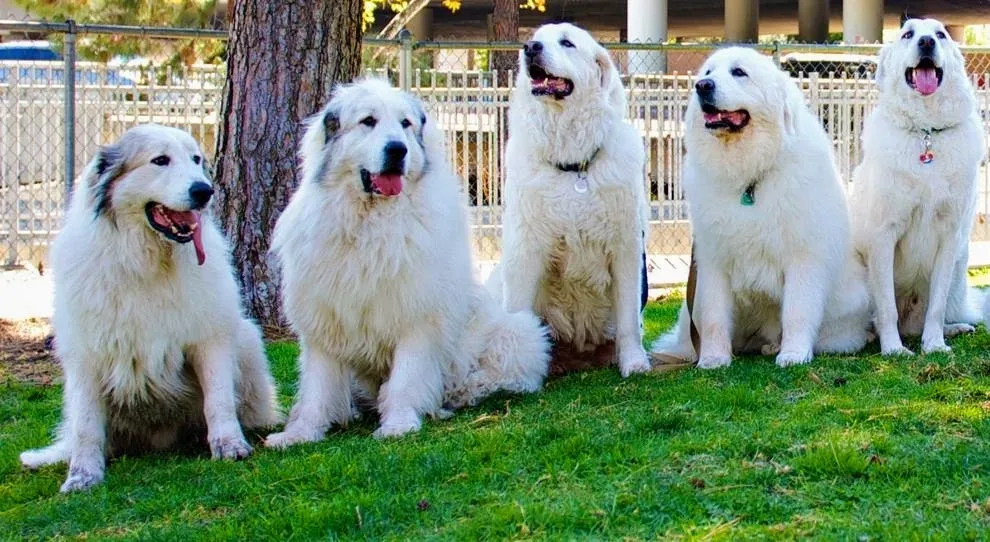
[
  {"left": 528, "top": 65, "right": 574, "bottom": 99},
  {"left": 360, "top": 168, "right": 403, "bottom": 197},
  {"left": 905, "top": 57, "right": 943, "bottom": 96},
  {"left": 145, "top": 202, "right": 206, "bottom": 265},
  {"left": 701, "top": 103, "right": 750, "bottom": 131}
]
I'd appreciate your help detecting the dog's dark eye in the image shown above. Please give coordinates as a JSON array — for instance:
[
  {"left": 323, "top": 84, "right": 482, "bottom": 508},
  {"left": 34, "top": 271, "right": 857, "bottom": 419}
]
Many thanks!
[
  {"left": 936, "top": 31, "right": 947, "bottom": 39},
  {"left": 731, "top": 67, "right": 747, "bottom": 78},
  {"left": 151, "top": 155, "right": 171, "bottom": 166},
  {"left": 360, "top": 116, "right": 377, "bottom": 128},
  {"left": 401, "top": 119, "right": 412, "bottom": 128},
  {"left": 560, "top": 39, "right": 575, "bottom": 48},
  {"left": 192, "top": 155, "right": 201, "bottom": 165},
  {"left": 902, "top": 30, "right": 914, "bottom": 40}
]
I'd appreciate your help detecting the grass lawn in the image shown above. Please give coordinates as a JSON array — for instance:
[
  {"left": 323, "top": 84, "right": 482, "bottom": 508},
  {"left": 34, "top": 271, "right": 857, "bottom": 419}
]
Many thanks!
[{"left": 2, "top": 297, "right": 990, "bottom": 540}]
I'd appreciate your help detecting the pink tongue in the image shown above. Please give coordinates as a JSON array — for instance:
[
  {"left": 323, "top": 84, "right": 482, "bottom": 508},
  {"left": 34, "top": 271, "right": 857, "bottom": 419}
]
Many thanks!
[
  {"left": 168, "top": 210, "right": 206, "bottom": 265},
  {"left": 371, "top": 173, "right": 403, "bottom": 197},
  {"left": 914, "top": 68, "right": 939, "bottom": 96},
  {"left": 192, "top": 222, "right": 205, "bottom": 266}
]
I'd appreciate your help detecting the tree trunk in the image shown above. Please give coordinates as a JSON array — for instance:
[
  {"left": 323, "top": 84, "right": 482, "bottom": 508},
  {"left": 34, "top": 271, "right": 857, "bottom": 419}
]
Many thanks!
[
  {"left": 214, "top": 0, "right": 362, "bottom": 330},
  {"left": 492, "top": 0, "right": 519, "bottom": 86}
]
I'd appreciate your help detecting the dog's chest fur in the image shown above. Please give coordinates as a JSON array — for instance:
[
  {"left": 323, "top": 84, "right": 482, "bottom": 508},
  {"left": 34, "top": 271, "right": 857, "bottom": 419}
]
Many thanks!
[
  {"left": 278, "top": 183, "right": 472, "bottom": 376},
  {"left": 52, "top": 220, "right": 237, "bottom": 407}
]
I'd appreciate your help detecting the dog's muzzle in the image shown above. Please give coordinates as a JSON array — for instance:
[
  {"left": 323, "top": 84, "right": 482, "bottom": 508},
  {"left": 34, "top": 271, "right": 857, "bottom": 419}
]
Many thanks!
[{"left": 360, "top": 141, "right": 407, "bottom": 198}]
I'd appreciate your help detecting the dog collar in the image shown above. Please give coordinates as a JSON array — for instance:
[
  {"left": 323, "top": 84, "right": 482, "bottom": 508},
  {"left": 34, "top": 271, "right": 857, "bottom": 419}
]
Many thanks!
[{"left": 555, "top": 148, "right": 600, "bottom": 194}]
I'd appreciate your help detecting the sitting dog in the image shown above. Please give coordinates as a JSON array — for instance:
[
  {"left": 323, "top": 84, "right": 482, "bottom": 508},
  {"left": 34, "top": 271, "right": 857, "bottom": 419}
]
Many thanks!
[
  {"left": 852, "top": 18, "right": 986, "bottom": 355},
  {"left": 652, "top": 47, "right": 872, "bottom": 368},
  {"left": 20, "top": 125, "right": 281, "bottom": 492},
  {"left": 264, "top": 79, "right": 550, "bottom": 446},
  {"left": 487, "top": 22, "right": 652, "bottom": 377}
]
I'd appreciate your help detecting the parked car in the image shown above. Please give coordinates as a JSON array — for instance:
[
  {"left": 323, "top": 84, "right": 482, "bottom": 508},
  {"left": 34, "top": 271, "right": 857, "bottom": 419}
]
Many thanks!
[
  {"left": 780, "top": 52, "right": 878, "bottom": 79},
  {"left": 0, "top": 40, "right": 60, "bottom": 61}
]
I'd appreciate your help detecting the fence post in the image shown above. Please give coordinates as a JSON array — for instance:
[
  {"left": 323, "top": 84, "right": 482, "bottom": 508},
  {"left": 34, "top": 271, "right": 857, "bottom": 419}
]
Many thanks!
[
  {"left": 772, "top": 40, "right": 781, "bottom": 66},
  {"left": 64, "top": 19, "right": 77, "bottom": 206},
  {"left": 398, "top": 28, "right": 412, "bottom": 91}
]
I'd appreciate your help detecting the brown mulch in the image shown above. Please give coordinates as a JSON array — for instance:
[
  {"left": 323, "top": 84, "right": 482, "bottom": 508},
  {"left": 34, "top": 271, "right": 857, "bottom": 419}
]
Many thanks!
[{"left": 0, "top": 317, "right": 59, "bottom": 385}]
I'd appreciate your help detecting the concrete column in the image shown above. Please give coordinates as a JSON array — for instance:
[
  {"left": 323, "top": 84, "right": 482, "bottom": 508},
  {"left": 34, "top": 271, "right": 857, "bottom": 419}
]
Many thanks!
[
  {"left": 407, "top": 7, "right": 433, "bottom": 41},
  {"left": 725, "top": 0, "right": 759, "bottom": 43},
  {"left": 626, "top": 0, "right": 668, "bottom": 73},
  {"left": 798, "top": 0, "right": 829, "bottom": 43},
  {"left": 842, "top": 0, "right": 883, "bottom": 44},
  {"left": 946, "top": 25, "right": 967, "bottom": 43}
]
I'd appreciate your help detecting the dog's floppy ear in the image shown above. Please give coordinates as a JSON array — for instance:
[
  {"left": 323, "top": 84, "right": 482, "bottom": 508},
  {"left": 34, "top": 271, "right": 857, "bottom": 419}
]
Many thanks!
[
  {"left": 776, "top": 70, "right": 800, "bottom": 136},
  {"left": 90, "top": 143, "right": 125, "bottom": 218},
  {"left": 595, "top": 44, "right": 626, "bottom": 109},
  {"left": 874, "top": 44, "right": 890, "bottom": 83},
  {"left": 322, "top": 86, "right": 343, "bottom": 144}
]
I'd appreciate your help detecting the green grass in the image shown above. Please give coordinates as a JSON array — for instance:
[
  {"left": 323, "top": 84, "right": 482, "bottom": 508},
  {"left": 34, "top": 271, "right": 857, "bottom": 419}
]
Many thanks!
[{"left": 3, "top": 298, "right": 990, "bottom": 540}]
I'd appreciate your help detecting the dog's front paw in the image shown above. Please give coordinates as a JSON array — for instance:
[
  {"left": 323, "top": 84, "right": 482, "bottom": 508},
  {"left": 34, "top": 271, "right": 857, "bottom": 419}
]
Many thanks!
[
  {"left": 373, "top": 419, "right": 421, "bottom": 439},
  {"left": 697, "top": 354, "right": 732, "bottom": 369},
  {"left": 921, "top": 338, "right": 951, "bottom": 354},
  {"left": 776, "top": 349, "right": 812, "bottom": 367},
  {"left": 60, "top": 465, "right": 104, "bottom": 493},
  {"left": 210, "top": 434, "right": 252, "bottom": 460},
  {"left": 264, "top": 428, "right": 324, "bottom": 450},
  {"left": 619, "top": 348, "right": 651, "bottom": 378},
  {"left": 881, "top": 344, "right": 915, "bottom": 357},
  {"left": 944, "top": 323, "right": 975, "bottom": 338}
]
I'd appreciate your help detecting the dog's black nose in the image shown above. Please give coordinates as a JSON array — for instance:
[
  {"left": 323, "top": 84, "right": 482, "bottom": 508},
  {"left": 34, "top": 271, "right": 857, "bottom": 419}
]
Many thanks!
[
  {"left": 188, "top": 181, "right": 214, "bottom": 209},
  {"left": 382, "top": 141, "right": 407, "bottom": 172},
  {"left": 918, "top": 35, "right": 936, "bottom": 54},
  {"left": 524, "top": 40, "right": 543, "bottom": 58},
  {"left": 695, "top": 78, "right": 716, "bottom": 99}
]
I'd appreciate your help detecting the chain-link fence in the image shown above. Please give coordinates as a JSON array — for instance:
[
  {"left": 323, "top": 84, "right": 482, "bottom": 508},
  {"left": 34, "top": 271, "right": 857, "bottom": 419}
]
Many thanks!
[{"left": 4, "top": 20, "right": 990, "bottom": 285}]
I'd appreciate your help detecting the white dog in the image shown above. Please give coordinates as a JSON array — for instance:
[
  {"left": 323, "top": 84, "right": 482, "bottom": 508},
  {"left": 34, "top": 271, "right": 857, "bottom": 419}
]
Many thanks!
[
  {"left": 852, "top": 18, "right": 986, "bottom": 356},
  {"left": 265, "top": 79, "right": 549, "bottom": 446},
  {"left": 652, "top": 47, "right": 872, "bottom": 368},
  {"left": 488, "top": 22, "right": 651, "bottom": 377},
  {"left": 20, "top": 125, "right": 281, "bottom": 492}
]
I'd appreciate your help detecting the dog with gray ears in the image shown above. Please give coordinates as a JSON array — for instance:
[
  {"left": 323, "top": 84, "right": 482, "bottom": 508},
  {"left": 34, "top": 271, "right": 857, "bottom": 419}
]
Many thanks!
[
  {"left": 265, "top": 79, "right": 550, "bottom": 446},
  {"left": 20, "top": 124, "right": 281, "bottom": 493}
]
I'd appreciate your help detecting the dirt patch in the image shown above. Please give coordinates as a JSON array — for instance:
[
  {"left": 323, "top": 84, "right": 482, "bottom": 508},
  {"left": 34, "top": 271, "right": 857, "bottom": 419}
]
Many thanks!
[{"left": 0, "top": 317, "right": 60, "bottom": 385}]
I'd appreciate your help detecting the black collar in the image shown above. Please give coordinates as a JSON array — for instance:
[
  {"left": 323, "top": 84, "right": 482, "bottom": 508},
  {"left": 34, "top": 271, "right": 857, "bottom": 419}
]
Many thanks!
[{"left": 555, "top": 148, "right": 601, "bottom": 173}]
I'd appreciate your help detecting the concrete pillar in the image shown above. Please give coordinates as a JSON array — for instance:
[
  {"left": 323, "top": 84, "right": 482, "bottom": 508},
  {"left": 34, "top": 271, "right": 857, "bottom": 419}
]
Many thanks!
[
  {"left": 798, "top": 0, "right": 829, "bottom": 43},
  {"left": 842, "top": 0, "right": 883, "bottom": 44},
  {"left": 627, "top": 0, "right": 668, "bottom": 73},
  {"left": 946, "top": 25, "right": 967, "bottom": 44},
  {"left": 725, "top": 0, "right": 759, "bottom": 43},
  {"left": 407, "top": 7, "right": 433, "bottom": 41}
]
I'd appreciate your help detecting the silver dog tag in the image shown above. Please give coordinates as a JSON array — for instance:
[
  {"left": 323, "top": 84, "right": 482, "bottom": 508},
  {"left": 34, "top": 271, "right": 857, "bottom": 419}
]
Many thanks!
[{"left": 574, "top": 172, "right": 589, "bottom": 193}]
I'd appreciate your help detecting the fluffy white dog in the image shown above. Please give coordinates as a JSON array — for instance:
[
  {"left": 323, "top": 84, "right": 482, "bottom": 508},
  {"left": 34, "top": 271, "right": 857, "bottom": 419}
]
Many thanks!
[
  {"left": 488, "top": 22, "right": 651, "bottom": 377},
  {"left": 652, "top": 47, "right": 872, "bottom": 368},
  {"left": 265, "top": 79, "right": 549, "bottom": 445},
  {"left": 852, "top": 18, "right": 986, "bottom": 356},
  {"left": 20, "top": 125, "right": 281, "bottom": 492}
]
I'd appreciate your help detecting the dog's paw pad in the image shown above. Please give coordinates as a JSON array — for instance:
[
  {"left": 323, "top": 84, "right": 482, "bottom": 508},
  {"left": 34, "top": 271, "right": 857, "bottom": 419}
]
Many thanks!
[
  {"left": 210, "top": 435, "right": 252, "bottom": 460},
  {"left": 60, "top": 467, "right": 103, "bottom": 493},
  {"left": 697, "top": 355, "right": 732, "bottom": 369},
  {"left": 944, "top": 323, "right": 975, "bottom": 338},
  {"left": 775, "top": 350, "right": 812, "bottom": 367}
]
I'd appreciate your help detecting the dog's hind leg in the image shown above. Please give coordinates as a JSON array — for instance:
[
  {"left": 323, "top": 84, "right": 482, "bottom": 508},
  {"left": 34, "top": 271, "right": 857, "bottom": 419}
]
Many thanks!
[
  {"left": 20, "top": 439, "right": 70, "bottom": 470},
  {"left": 234, "top": 319, "right": 283, "bottom": 430},
  {"left": 649, "top": 303, "right": 697, "bottom": 363}
]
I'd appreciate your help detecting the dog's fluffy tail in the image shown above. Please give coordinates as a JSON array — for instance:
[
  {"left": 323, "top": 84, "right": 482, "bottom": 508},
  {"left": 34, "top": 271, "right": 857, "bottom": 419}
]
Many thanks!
[
  {"left": 650, "top": 302, "right": 697, "bottom": 362},
  {"left": 445, "top": 293, "right": 550, "bottom": 408}
]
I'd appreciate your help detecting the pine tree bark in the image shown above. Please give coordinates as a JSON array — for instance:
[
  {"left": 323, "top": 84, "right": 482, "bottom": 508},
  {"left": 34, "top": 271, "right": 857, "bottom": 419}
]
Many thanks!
[
  {"left": 213, "top": 0, "right": 362, "bottom": 330},
  {"left": 492, "top": 0, "right": 520, "bottom": 86}
]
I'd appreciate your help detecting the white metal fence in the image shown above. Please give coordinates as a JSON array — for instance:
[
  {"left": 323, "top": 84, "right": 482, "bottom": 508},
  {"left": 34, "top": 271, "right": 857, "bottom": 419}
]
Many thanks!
[{"left": 3, "top": 21, "right": 990, "bottom": 279}]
